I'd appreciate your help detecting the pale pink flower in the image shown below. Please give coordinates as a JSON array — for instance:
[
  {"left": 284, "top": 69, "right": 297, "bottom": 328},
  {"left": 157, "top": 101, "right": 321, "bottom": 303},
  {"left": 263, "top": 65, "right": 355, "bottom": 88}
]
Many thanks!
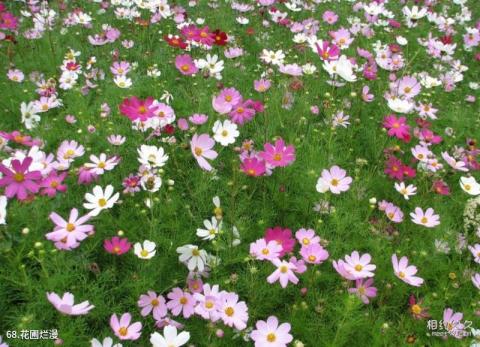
[{"left": 391, "top": 254, "right": 424, "bottom": 287}]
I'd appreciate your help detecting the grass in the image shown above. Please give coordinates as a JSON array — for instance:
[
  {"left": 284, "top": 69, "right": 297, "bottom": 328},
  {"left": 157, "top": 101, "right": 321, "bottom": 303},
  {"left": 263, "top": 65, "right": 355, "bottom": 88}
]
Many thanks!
[{"left": 1, "top": 0, "right": 480, "bottom": 346}]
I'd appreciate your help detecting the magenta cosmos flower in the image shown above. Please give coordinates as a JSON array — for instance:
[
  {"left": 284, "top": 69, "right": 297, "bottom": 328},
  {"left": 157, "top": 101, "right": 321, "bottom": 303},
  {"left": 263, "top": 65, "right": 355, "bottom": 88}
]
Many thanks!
[
  {"left": 104, "top": 236, "right": 131, "bottom": 255},
  {"left": 190, "top": 133, "right": 218, "bottom": 171},
  {"left": 46, "top": 292, "right": 94, "bottom": 315},
  {"left": 175, "top": 54, "right": 198, "bottom": 75},
  {"left": 46, "top": 208, "right": 94, "bottom": 250},
  {"left": 267, "top": 258, "right": 299, "bottom": 288},
  {"left": 119, "top": 96, "right": 158, "bottom": 122},
  {"left": 241, "top": 157, "right": 266, "bottom": 177},
  {"left": 391, "top": 254, "right": 424, "bottom": 287},
  {"left": 40, "top": 171, "right": 68, "bottom": 197},
  {"left": 260, "top": 138, "right": 295, "bottom": 168},
  {"left": 110, "top": 313, "right": 142, "bottom": 340},
  {"left": 251, "top": 316, "right": 293, "bottom": 347},
  {"left": 348, "top": 279, "right": 377, "bottom": 304},
  {"left": 264, "top": 227, "right": 296, "bottom": 257},
  {"left": 0, "top": 157, "right": 42, "bottom": 200},
  {"left": 383, "top": 114, "right": 410, "bottom": 142}
]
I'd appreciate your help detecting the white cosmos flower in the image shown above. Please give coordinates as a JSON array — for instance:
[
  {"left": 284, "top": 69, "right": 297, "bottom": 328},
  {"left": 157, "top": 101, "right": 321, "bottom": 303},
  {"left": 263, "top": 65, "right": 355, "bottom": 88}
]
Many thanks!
[
  {"left": 212, "top": 120, "right": 239, "bottom": 146},
  {"left": 84, "top": 153, "right": 117, "bottom": 175},
  {"left": 21, "top": 101, "right": 41, "bottom": 130},
  {"left": 137, "top": 145, "right": 168, "bottom": 168},
  {"left": 196, "top": 217, "right": 222, "bottom": 240},
  {"left": 387, "top": 97, "right": 414, "bottom": 113},
  {"left": 113, "top": 75, "right": 132, "bottom": 88},
  {"left": 0, "top": 196, "right": 7, "bottom": 225},
  {"left": 394, "top": 182, "right": 417, "bottom": 200},
  {"left": 323, "top": 55, "right": 356, "bottom": 82},
  {"left": 460, "top": 176, "right": 480, "bottom": 196},
  {"left": 150, "top": 326, "right": 190, "bottom": 347},
  {"left": 176, "top": 244, "right": 207, "bottom": 272},
  {"left": 90, "top": 336, "right": 122, "bottom": 347},
  {"left": 140, "top": 174, "right": 162, "bottom": 193},
  {"left": 83, "top": 185, "right": 119, "bottom": 216},
  {"left": 134, "top": 240, "right": 157, "bottom": 259}
]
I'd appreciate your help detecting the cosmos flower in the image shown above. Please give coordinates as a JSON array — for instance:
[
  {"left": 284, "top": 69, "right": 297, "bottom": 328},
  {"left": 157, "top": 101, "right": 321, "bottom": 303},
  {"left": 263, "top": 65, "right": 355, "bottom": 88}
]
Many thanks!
[
  {"left": 150, "top": 326, "right": 190, "bottom": 347},
  {"left": 190, "top": 133, "right": 218, "bottom": 172},
  {"left": 119, "top": 96, "right": 158, "bottom": 122},
  {"left": 391, "top": 254, "right": 424, "bottom": 287},
  {"left": 410, "top": 207, "right": 440, "bottom": 228},
  {"left": 348, "top": 279, "right": 377, "bottom": 304},
  {"left": 47, "top": 292, "right": 94, "bottom": 315},
  {"left": 316, "top": 165, "right": 352, "bottom": 194},
  {"left": 0, "top": 157, "right": 42, "bottom": 200},
  {"left": 110, "top": 313, "right": 142, "bottom": 341},
  {"left": 250, "top": 316, "right": 293, "bottom": 347},
  {"left": 175, "top": 54, "right": 198, "bottom": 75},
  {"left": 260, "top": 138, "right": 295, "bottom": 168},
  {"left": 267, "top": 258, "right": 299, "bottom": 288},
  {"left": 138, "top": 291, "right": 167, "bottom": 318},
  {"left": 104, "top": 237, "right": 131, "bottom": 255}
]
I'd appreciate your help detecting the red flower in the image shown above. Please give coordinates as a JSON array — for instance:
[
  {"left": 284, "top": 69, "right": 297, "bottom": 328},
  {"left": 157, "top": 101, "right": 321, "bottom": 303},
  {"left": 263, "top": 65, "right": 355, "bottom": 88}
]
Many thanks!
[
  {"left": 211, "top": 29, "right": 228, "bottom": 46},
  {"left": 164, "top": 35, "right": 188, "bottom": 49}
]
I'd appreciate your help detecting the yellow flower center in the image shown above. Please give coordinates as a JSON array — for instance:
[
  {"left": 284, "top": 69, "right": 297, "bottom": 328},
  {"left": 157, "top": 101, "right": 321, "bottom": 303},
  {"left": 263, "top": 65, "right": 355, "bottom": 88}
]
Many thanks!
[
  {"left": 66, "top": 223, "right": 75, "bottom": 232},
  {"left": 225, "top": 95, "right": 232, "bottom": 102},
  {"left": 267, "top": 333, "right": 276, "bottom": 342},
  {"left": 194, "top": 147, "right": 203, "bottom": 156},
  {"left": 14, "top": 172, "right": 25, "bottom": 182},
  {"left": 273, "top": 153, "right": 282, "bottom": 161},
  {"left": 98, "top": 161, "right": 106, "bottom": 169},
  {"left": 420, "top": 217, "right": 428, "bottom": 224},
  {"left": 262, "top": 248, "right": 269, "bottom": 255},
  {"left": 181, "top": 64, "right": 190, "bottom": 72},
  {"left": 205, "top": 300, "right": 214, "bottom": 309},
  {"left": 140, "top": 249, "right": 149, "bottom": 257},
  {"left": 225, "top": 307, "right": 234, "bottom": 317},
  {"left": 308, "top": 255, "right": 316, "bottom": 262},
  {"left": 354, "top": 264, "right": 363, "bottom": 271},
  {"left": 331, "top": 178, "right": 339, "bottom": 186},
  {"left": 179, "top": 297, "right": 188, "bottom": 305},
  {"left": 151, "top": 299, "right": 159, "bottom": 306},
  {"left": 280, "top": 265, "right": 288, "bottom": 273},
  {"left": 399, "top": 271, "right": 406, "bottom": 278},
  {"left": 411, "top": 304, "right": 422, "bottom": 315},
  {"left": 302, "top": 238, "right": 310, "bottom": 245},
  {"left": 118, "top": 327, "right": 128, "bottom": 336},
  {"left": 192, "top": 249, "right": 200, "bottom": 256},
  {"left": 98, "top": 198, "right": 107, "bottom": 207}
]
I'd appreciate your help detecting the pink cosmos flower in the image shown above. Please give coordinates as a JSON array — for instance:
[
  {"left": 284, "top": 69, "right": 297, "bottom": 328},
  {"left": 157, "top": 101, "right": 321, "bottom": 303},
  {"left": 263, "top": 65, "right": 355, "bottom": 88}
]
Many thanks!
[
  {"left": 241, "top": 157, "right": 266, "bottom": 177},
  {"left": 219, "top": 292, "right": 249, "bottom": 330},
  {"left": 46, "top": 292, "right": 94, "bottom": 315},
  {"left": 193, "top": 284, "right": 222, "bottom": 322},
  {"left": 110, "top": 313, "right": 142, "bottom": 340},
  {"left": 267, "top": 258, "right": 299, "bottom": 288},
  {"left": 342, "top": 251, "right": 376, "bottom": 279},
  {"left": 175, "top": 54, "right": 198, "bottom": 75},
  {"left": 251, "top": 316, "right": 293, "bottom": 347},
  {"left": 110, "top": 61, "right": 130, "bottom": 76},
  {"left": 138, "top": 291, "right": 167, "bottom": 319},
  {"left": 332, "top": 260, "right": 357, "bottom": 280},
  {"left": 383, "top": 115, "right": 410, "bottom": 142},
  {"left": 300, "top": 243, "right": 329, "bottom": 264},
  {"left": 254, "top": 79, "right": 271, "bottom": 92},
  {"left": 384, "top": 202, "right": 404, "bottom": 223},
  {"left": 315, "top": 41, "right": 340, "bottom": 61},
  {"left": 391, "top": 254, "right": 424, "bottom": 287},
  {"left": 395, "top": 76, "right": 421, "bottom": 99},
  {"left": 316, "top": 165, "right": 352, "bottom": 194},
  {"left": 322, "top": 10, "right": 338, "bottom": 25},
  {"left": 104, "top": 236, "right": 131, "bottom": 255},
  {"left": 250, "top": 238, "right": 282, "bottom": 261},
  {"left": 38, "top": 170, "right": 67, "bottom": 197},
  {"left": 107, "top": 135, "right": 126, "bottom": 146},
  {"left": 361, "top": 85, "right": 374, "bottom": 102},
  {"left": 410, "top": 207, "right": 440, "bottom": 228},
  {"left": 443, "top": 308, "right": 465, "bottom": 339},
  {"left": 188, "top": 114, "right": 208, "bottom": 125},
  {"left": 260, "top": 138, "right": 295, "bottom": 168},
  {"left": 119, "top": 96, "right": 158, "bottom": 122},
  {"left": 212, "top": 88, "right": 242, "bottom": 114},
  {"left": 264, "top": 227, "right": 296, "bottom": 257},
  {"left": 190, "top": 133, "right": 218, "bottom": 171},
  {"left": 295, "top": 228, "right": 320, "bottom": 247},
  {"left": 46, "top": 208, "right": 94, "bottom": 250},
  {"left": 348, "top": 279, "right": 377, "bottom": 304},
  {"left": 228, "top": 101, "right": 256, "bottom": 125},
  {"left": 0, "top": 157, "right": 42, "bottom": 200},
  {"left": 166, "top": 288, "right": 196, "bottom": 319},
  {"left": 468, "top": 244, "right": 480, "bottom": 263},
  {"left": 290, "top": 256, "right": 307, "bottom": 274},
  {"left": 330, "top": 28, "right": 353, "bottom": 48},
  {"left": 472, "top": 273, "right": 480, "bottom": 290}
]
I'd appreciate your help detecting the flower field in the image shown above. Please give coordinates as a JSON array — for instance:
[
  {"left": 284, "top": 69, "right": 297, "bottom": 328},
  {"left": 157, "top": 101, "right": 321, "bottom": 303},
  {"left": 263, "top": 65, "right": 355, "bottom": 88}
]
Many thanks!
[{"left": 0, "top": 0, "right": 479, "bottom": 346}]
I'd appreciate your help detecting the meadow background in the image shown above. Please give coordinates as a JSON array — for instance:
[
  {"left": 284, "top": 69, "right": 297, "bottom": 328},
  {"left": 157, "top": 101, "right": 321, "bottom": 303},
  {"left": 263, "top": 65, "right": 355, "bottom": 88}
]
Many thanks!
[{"left": 0, "top": 0, "right": 479, "bottom": 346}]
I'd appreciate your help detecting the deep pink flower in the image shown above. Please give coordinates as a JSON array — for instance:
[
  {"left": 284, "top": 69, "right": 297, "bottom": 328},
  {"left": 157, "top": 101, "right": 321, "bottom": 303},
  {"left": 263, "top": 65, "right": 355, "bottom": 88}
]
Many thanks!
[
  {"left": 432, "top": 180, "right": 450, "bottom": 195},
  {"left": 0, "top": 157, "right": 42, "bottom": 200},
  {"left": 0, "top": 131, "right": 42, "bottom": 147},
  {"left": 228, "top": 102, "right": 256, "bottom": 125},
  {"left": 315, "top": 41, "right": 340, "bottom": 61},
  {"left": 240, "top": 157, "right": 266, "bottom": 177},
  {"left": 40, "top": 171, "right": 68, "bottom": 197},
  {"left": 175, "top": 54, "right": 198, "bottom": 75},
  {"left": 119, "top": 96, "right": 158, "bottom": 122},
  {"left": 260, "top": 138, "right": 295, "bottom": 168},
  {"left": 104, "top": 236, "right": 131, "bottom": 255},
  {"left": 383, "top": 115, "right": 410, "bottom": 142},
  {"left": 264, "top": 227, "right": 296, "bottom": 257}
]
